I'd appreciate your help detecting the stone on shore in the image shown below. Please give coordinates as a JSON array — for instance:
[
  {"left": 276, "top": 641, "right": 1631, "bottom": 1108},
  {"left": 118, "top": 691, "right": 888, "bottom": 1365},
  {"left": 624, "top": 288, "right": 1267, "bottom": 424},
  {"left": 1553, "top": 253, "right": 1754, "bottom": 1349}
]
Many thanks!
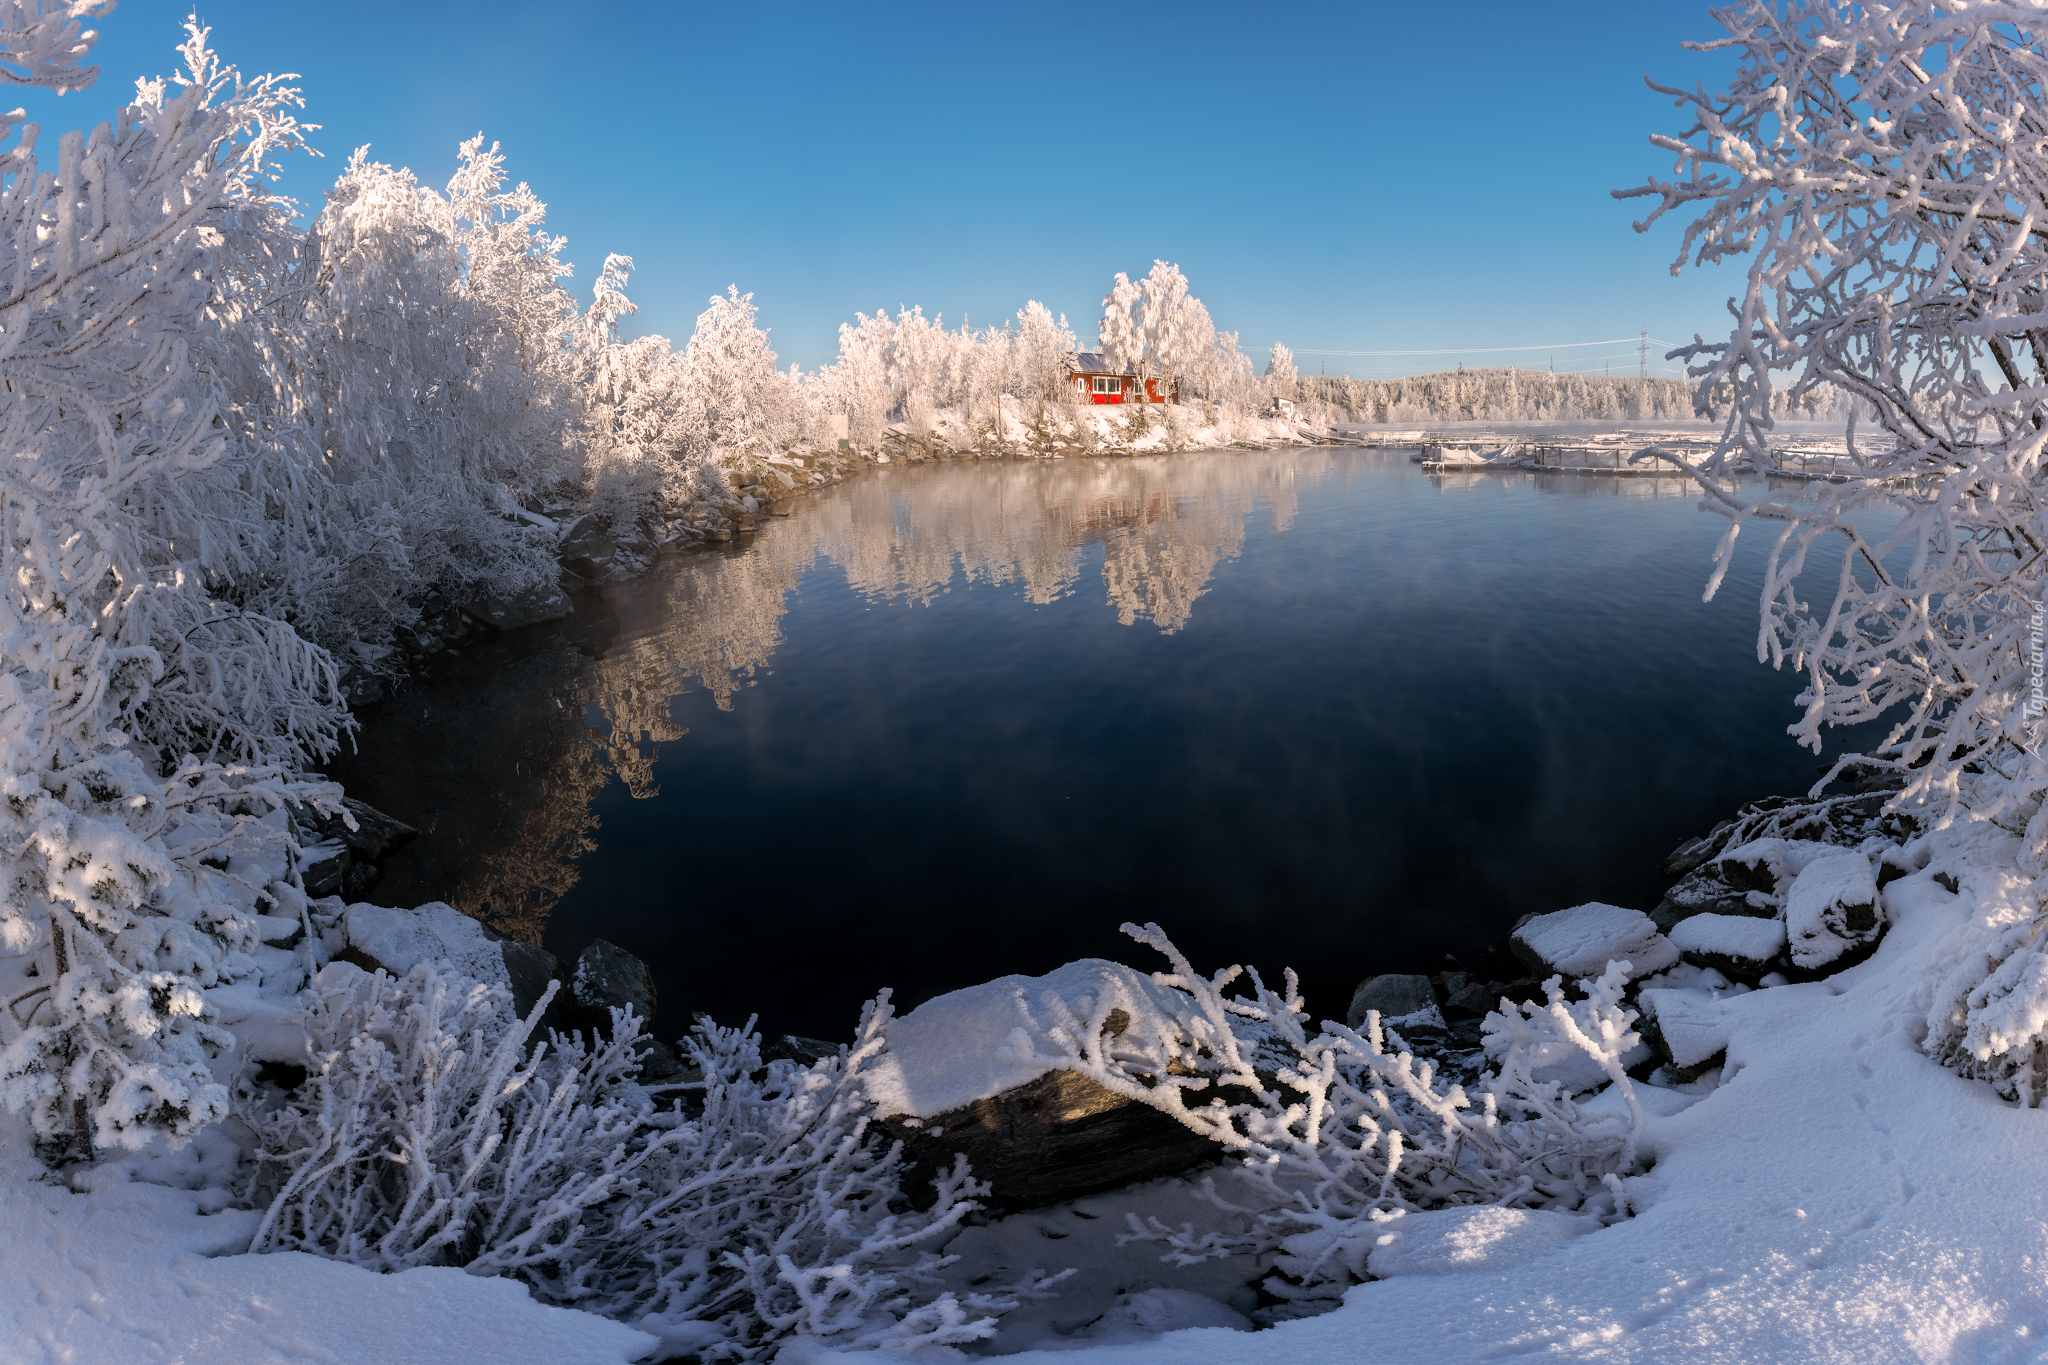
[
  {"left": 1667, "top": 912, "right": 1786, "bottom": 981},
  {"left": 1345, "top": 974, "right": 1447, "bottom": 1042},
  {"left": 1638, "top": 987, "right": 1728, "bottom": 1071},
  {"left": 864, "top": 960, "right": 1236, "bottom": 1209},
  {"left": 295, "top": 798, "right": 417, "bottom": 899},
  {"left": 1784, "top": 852, "right": 1884, "bottom": 971},
  {"left": 462, "top": 582, "right": 573, "bottom": 630},
  {"left": 1510, "top": 903, "right": 1679, "bottom": 981}
]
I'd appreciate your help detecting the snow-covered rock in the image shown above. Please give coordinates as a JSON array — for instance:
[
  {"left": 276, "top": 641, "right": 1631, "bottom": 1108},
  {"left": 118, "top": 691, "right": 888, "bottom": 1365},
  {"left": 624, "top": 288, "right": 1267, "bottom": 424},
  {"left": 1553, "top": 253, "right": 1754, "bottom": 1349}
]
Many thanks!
[
  {"left": 1639, "top": 987, "right": 1728, "bottom": 1069},
  {"left": 1668, "top": 912, "right": 1786, "bottom": 980},
  {"left": 866, "top": 959, "right": 1207, "bottom": 1120},
  {"left": 870, "top": 960, "right": 1235, "bottom": 1208},
  {"left": 1784, "top": 852, "right": 1884, "bottom": 971},
  {"left": 1510, "top": 903, "right": 1679, "bottom": 980},
  {"left": 1346, "top": 973, "right": 1446, "bottom": 1040},
  {"left": 340, "top": 902, "right": 514, "bottom": 1025},
  {"left": 1364, "top": 1207, "right": 1601, "bottom": 1279}
]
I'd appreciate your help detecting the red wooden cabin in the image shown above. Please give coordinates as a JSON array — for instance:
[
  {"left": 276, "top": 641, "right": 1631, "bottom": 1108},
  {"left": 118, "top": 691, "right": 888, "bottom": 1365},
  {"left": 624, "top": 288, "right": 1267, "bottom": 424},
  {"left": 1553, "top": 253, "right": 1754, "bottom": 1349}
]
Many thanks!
[{"left": 1066, "top": 352, "right": 1178, "bottom": 405}]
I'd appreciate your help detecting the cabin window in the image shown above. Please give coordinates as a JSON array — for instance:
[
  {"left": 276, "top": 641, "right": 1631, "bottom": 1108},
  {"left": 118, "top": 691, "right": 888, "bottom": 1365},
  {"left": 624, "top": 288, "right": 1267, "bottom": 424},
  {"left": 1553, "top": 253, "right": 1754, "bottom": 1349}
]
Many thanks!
[{"left": 1092, "top": 376, "right": 1121, "bottom": 394}]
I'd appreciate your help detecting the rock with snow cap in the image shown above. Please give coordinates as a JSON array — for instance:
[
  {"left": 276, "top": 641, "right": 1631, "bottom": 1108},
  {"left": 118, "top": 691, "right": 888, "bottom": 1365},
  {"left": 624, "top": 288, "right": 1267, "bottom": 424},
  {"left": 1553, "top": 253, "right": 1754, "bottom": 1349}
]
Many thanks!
[
  {"left": 1510, "top": 903, "right": 1680, "bottom": 981},
  {"left": 1668, "top": 912, "right": 1787, "bottom": 981},
  {"left": 338, "top": 902, "right": 515, "bottom": 1027},
  {"left": 1639, "top": 987, "right": 1729, "bottom": 1071},
  {"left": 869, "top": 959, "right": 1235, "bottom": 1210},
  {"left": 1784, "top": 851, "right": 1885, "bottom": 972}
]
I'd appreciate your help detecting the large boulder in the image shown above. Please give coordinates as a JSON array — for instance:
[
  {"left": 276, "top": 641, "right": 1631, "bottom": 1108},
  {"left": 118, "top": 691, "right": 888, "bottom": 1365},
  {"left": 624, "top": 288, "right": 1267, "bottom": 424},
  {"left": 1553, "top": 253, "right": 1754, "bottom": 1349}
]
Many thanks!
[
  {"left": 1650, "top": 864, "right": 1762, "bottom": 932},
  {"left": 295, "top": 798, "right": 416, "bottom": 899},
  {"left": 1784, "top": 852, "right": 1884, "bottom": 972},
  {"left": 1510, "top": 903, "right": 1679, "bottom": 981},
  {"left": 557, "top": 513, "right": 617, "bottom": 565},
  {"left": 1638, "top": 988, "right": 1728, "bottom": 1073},
  {"left": 563, "top": 938, "right": 683, "bottom": 1079},
  {"left": 338, "top": 901, "right": 517, "bottom": 1027},
  {"left": 882, "top": 1068, "right": 1219, "bottom": 1213},
  {"left": 866, "top": 960, "right": 1233, "bottom": 1210},
  {"left": 1659, "top": 819, "right": 1736, "bottom": 877},
  {"left": 571, "top": 938, "right": 657, "bottom": 1027}
]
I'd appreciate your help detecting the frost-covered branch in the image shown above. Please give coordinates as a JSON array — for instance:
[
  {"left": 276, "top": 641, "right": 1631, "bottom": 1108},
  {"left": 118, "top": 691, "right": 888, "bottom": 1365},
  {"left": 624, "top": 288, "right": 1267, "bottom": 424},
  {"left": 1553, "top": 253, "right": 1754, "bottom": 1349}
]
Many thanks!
[
  {"left": 1621, "top": 1, "right": 2048, "bottom": 864},
  {"left": 1010, "top": 924, "right": 1644, "bottom": 1299}
]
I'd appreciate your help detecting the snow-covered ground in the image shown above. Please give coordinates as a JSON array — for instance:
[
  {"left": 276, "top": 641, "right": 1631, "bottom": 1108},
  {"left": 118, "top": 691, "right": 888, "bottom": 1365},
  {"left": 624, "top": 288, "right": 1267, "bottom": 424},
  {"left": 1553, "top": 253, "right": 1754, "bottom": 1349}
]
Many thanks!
[
  {"left": 803, "top": 821, "right": 2035, "bottom": 1364},
  {"left": 0, "top": 1120, "right": 654, "bottom": 1363}
]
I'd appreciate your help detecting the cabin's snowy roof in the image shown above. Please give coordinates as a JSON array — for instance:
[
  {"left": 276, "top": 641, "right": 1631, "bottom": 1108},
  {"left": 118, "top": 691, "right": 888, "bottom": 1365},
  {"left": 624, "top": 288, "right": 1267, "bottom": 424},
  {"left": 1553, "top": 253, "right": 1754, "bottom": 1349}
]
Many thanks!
[{"left": 1067, "top": 351, "right": 1131, "bottom": 376}]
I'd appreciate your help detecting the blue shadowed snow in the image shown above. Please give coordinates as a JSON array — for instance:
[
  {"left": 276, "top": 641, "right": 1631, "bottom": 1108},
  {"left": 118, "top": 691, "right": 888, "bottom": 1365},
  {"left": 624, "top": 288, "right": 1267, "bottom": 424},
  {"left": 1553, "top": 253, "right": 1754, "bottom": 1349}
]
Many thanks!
[{"left": 332, "top": 447, "right": 1895, "bottom": 1043}]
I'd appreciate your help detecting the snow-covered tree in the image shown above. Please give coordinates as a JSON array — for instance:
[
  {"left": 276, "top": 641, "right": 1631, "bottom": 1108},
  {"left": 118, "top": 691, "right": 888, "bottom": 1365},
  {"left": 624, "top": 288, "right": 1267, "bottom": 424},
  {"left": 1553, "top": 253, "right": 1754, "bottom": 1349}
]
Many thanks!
[
  {"left": 1013, "top": 300, "right": 1077, "bottom": 420},
  {"left": 0, "top": 19, "right": 345, "bottom": 1157},
  {"left": 0, "top": 0, "right": 108, "bottom": 93},
  {"left": 1620, "top": 0, "right": 2048, "bottom": 1094},
  {"left": 1623, "top": 0, "right": 2047, "bottom": 850},
  {"left": 1098, "top": 271, "right": 1142, "bottom": 381},
  {"left": 1265, "top": 342, "right": 1298, "bottom": 400}
]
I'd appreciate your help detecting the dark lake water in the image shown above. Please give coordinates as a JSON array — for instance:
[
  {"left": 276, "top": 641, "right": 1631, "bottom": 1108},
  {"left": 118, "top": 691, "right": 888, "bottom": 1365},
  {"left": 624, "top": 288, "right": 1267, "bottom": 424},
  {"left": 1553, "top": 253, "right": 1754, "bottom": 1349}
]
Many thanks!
[{"left": 329, "top": 447, "right": 1891, "bottom": 1044}]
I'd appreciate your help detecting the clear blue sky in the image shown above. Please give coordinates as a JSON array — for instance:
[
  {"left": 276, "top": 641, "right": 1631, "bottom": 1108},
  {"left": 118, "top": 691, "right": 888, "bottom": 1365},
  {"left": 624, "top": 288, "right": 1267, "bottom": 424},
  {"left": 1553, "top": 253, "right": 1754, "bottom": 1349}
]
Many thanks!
[{"left": 21, "top": 1, "right": 1744, "bottom": 377}]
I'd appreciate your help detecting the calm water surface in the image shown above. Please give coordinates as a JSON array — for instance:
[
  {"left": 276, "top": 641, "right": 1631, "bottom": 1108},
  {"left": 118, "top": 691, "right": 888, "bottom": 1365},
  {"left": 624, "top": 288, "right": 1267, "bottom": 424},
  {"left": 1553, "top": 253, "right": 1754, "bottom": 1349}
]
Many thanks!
[{"left": 330, "top": 448, "right": 1889, "bottom": 1042}]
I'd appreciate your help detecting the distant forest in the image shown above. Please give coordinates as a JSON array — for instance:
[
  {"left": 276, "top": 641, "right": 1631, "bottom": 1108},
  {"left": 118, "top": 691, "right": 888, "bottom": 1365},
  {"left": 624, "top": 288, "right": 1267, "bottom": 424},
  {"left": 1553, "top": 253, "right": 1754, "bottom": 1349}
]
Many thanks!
[{"left": 1290, "top": 367, "right": 1860, "bottom": 425}]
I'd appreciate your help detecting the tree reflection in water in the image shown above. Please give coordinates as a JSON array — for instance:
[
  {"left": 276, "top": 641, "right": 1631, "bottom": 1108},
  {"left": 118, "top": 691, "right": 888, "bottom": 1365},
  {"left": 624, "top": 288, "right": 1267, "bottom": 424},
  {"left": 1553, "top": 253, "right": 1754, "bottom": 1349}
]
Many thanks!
[{"left": 332, "top": 452, "right": 1306, "bottom": 949}]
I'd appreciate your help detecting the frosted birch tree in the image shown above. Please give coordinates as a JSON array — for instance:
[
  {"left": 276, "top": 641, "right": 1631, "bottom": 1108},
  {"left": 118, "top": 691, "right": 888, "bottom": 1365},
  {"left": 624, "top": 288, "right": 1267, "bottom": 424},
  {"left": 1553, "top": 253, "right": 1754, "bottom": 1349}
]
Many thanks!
[
  {"left": 1620, "top": 0, "right": 2048, "bottom": 1090},
  {"left": 1014, "top": 300, "right": 1077, "bottom": 420},
  {"left": 1265, "top": 342, "right": 1298, "bottom": 401},
  {"left": 1623, "top": 0, "right": 2047, "bottom": 845},
  {"left": 0, "top": 18, "right": 346, "bottom": 1157}
]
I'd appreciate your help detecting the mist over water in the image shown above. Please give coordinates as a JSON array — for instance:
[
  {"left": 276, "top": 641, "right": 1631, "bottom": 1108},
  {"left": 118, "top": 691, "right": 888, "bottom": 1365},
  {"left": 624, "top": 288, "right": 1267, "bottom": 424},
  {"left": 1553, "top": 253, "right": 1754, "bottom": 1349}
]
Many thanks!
[{"left": 331, "top": 448, "right": 1891, "bottom": 1043}]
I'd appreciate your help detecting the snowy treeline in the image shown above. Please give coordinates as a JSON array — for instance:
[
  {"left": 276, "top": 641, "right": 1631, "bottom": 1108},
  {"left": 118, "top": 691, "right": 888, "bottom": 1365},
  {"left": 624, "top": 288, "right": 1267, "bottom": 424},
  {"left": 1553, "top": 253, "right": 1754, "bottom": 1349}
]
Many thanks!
[
  {"left": 807, "top": 259, "right": 1271, "bottom": 449},
  {"left": 1289, "top": 367, "right": 1859, "bottom": 427}
]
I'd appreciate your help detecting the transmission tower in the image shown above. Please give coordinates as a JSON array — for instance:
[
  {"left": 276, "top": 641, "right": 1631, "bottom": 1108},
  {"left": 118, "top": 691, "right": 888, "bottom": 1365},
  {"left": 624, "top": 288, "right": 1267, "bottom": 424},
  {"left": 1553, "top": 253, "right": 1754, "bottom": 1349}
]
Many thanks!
[{"left": 1639, "top": 329, "right": 1648, "bottom": 380}]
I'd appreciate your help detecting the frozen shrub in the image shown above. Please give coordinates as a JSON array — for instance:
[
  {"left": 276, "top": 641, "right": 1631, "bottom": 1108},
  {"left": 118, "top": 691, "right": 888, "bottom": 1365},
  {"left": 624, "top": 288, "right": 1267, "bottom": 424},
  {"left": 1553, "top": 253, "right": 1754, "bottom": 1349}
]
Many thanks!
[
  {"left": 1014, "top": 924, "right": 1644, "bottom": 1308},
  {"left": 242, "top": 961, "right": 1059, "bottom": 1360}
]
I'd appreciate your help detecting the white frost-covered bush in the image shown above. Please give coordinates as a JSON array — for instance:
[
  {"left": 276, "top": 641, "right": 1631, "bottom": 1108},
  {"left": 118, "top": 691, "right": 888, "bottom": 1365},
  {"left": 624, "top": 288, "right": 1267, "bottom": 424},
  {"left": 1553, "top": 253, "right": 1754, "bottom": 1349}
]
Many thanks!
[
  {"left": 0, "top": 17, "right": 346, "bottom": 1157},
  {"left": 1010, "top": 924, "right": 1645, "bottom": 1309},
  {"left": 242, "top": 961, "right": 1057, "bottom": 1360}
]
